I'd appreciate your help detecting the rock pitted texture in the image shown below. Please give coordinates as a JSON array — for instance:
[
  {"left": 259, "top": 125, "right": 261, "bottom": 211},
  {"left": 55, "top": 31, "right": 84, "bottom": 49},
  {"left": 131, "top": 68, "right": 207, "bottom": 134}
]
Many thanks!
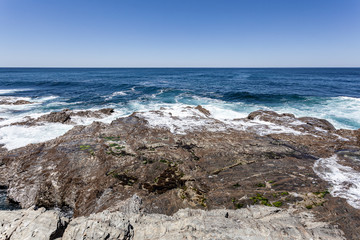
[
  {"left": 130, "top": 207, "right": 345, "bottom": 240},
  {"left": 0, "top": 205, "right": 345, "bottom": 240},
  {"left": 0, "top": 107, "right": 359, "bottom": 239},
  {"left": 61, "top": 210, "right": 133, "bottom": 240},
  {"left": 0, "top": 206, "right": 68, "bottom": 240}
]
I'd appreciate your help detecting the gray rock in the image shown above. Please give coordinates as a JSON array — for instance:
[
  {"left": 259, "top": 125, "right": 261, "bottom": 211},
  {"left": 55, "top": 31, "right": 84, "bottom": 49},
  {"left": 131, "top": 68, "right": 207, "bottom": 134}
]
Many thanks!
[
  {"left": 0, "top": 204, "right": 346, "bottom": 240},
  {"left": 62, "top": 211, "right": 133, "bottom": 240},
  {"left": 130, "top": 206, "right": 345, "bottom": 240},
  {"left": 0, "top": 206, "right": 68, "bottom": 240}
]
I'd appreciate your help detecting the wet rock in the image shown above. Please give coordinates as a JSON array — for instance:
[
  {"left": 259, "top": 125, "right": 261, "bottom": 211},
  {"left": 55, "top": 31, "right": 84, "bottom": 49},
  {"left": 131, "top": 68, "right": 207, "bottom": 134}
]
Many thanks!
[
  {"left": 13, "top": 100, "right": 33, "bottom": 105},
  {"left": 9, "top": 108, "right": 115, "bottom": 126},
  {"left": 0, "top": 99, "right": 32, "bottom": 105},
  {"left": 98, "top": 108, "right": 115, "bottom": 115},
  {"left": 38, "top": 110, "right": 72, "bottom": 123},
  {"left": 248, "top": 110, "right": 295, "bottom": 120},
  {"left": 195, "top": 105, "right": 211, "bottom": 116},
  {"left": 298, "top": 117, "right": 336, "bottom": 131}
]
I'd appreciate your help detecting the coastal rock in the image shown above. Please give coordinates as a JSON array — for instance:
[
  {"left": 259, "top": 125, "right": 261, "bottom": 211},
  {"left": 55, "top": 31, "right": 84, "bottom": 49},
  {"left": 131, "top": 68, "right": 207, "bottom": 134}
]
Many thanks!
[
  {"left": 0, "top": 99, "right": 32, "bottom": 105},
  {"left": 38, "top": 110, "right": 72, "bottom": 123},
  {"left": 195, "top": 105, "right": 211, "bottom": 116},
  {"left": 247, "top": 110, "right": 335, "bottom": 131},
  {"left": 0, "top": 108, "right": 360, "bottom": 239},
  {"left": 9, "top": 108, "right": 115, "bottom": 126},
  {"left": 0, "top": 205, "right": 345, "bottom": 240},
  {"left": 0, "top": 206, "right": 69, "bottom": 240},
  {"left": 248, "top": 110, "right": 296, "bottom": 120},
  {"left": 131, "top": 207, "right": 345, "bottom": 240},
  {"left": 62, "top": 210, "right": 133, "bottom": 240},
  {"left": 298, "top": 117, "right": 336, "bottom": 131}
]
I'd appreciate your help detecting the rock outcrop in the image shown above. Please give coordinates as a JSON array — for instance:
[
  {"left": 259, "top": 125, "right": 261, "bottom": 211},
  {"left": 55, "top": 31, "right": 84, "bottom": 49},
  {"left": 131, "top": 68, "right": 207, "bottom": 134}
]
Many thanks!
[
  {"left": 0, "top": 99, "right": 32, "bottom": 105},
  {"left": 0, "top": 206, "right": 69, "bottom": 240},
  {"left": 0, "top": 107, "right": 359, "bottom": 239},
  {"left": 8, "top": 108, "right": 115, "bottom": 126},
  {"left": 0, "top": 204, "right": 346, "bottom": 240}
]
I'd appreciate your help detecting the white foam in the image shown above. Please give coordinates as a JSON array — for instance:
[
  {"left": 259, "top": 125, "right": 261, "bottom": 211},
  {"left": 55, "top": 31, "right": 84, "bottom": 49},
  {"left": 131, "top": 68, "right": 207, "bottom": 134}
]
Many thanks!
[
  {"left": 0, "top": 124, "right": 73, "bottom": 150},
  {"left": 0, "top": 89, "right": 32, "bottom": 95},
  {"left": 136, "top": 105, "right": 305, "bottom": 136},
  {"left": 0, "top": 96, "right": 32, "bottom": 103},
  {"left": 337, "top": 96, "right": 360, "bottom": 102},
  {"left": 105, "top": 91, "right": 128, "bottom": 100},
  {"left": 266, "top": 96, "right": 360, "bottom": 130},
  {"left": 0, "top": 100, "right": 40, "bottom": 113},
  {"left": 46, "top": 101, "right": 83, "bottom": 107},
  {"left": 70, "top": 109, "right": 127, "bottom": 125},
  {"left": 313, "top": 155, "right": 360, "bottom": 209},
  {"left": 0, "top": 112, "right": 47, "bottom": 127},
  {"left": 33, "top": 95, "right": 59, "bottom": 102},
  {"left": 138, "top": 105, "right": 221, "bottom": 134},
  {"left": 204, "top": 105, "right": 248, "bottom": 120}
]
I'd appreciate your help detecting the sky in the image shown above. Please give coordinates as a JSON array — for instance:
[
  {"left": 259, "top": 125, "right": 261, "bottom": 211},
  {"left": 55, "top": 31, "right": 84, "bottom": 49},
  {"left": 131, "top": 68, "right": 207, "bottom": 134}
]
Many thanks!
[{"left": 0, "top": 0, "right": 359, "bottom": 67}]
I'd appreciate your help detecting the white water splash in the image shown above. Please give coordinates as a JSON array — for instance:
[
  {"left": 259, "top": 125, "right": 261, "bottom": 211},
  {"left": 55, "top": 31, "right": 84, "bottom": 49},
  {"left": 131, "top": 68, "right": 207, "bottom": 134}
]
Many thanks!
[
  {"left": 0, "top": 124, "right": 73, "bottom": 150},
  {"left": 136, "top": 105, "right": 304, "bottom": 136},
  {"left": 313, "top": 155, "right": 360, "bottom": 209},
  {"left": 0, "top": 89, "right": 33, "bottom": 95}
]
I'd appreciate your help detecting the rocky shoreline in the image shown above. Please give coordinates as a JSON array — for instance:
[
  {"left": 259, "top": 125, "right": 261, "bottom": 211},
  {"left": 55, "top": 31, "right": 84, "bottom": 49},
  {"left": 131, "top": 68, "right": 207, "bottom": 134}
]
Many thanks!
[
  {"left": 0, "top": 106, "right": 359, "bottom": 239},
  {"left": 0, "top": 195, "right": 346, "bottom": 240}
]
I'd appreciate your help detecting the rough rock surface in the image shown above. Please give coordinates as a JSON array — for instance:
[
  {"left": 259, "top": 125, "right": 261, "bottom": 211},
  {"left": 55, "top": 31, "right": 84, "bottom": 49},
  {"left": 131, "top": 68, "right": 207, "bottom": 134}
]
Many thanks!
[
  {"left": 130, "top": 207, "right": 345, "bottom": 240},
  {"left": 0, "top": 204, "right": 345, "bottom": 240},
  {"left": 0, "top": 206, "right": 69, "bottom": 240},
  {"left": 0, "top": 107, "right": 359, "bottom": 239}
]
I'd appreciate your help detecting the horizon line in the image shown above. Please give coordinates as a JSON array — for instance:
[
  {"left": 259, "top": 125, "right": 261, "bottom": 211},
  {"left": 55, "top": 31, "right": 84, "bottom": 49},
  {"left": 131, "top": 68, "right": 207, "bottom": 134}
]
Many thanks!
[{"left": 1, "top": 66, "right": 360, "bottom": 69}]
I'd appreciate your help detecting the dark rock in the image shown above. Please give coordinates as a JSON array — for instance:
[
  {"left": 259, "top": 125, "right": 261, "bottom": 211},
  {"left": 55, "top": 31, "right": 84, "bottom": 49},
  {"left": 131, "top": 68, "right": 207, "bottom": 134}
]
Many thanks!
[
  {"left": 9, "top": 108, "right": 116, "bottom": 126},
  {"left": 38, "top": 110, "right": 71, "bottom": 123},
  {"left": 0, "top": 108, "right": 359, "bottom": 239},
  {"left": 298, "top": 117, "right": 336, "bottom": 131},
  {"left": 13, "top": 100, "right": 33, "bottom": 105},
  {"left": 0, "top": 100, "right": 32, "bottom": 105},
  {"left": 248, "top": 110, "right": 295, "bottom": 120},
  {"left": 195, "top": 105, "right": 211, "bottom": 116}
]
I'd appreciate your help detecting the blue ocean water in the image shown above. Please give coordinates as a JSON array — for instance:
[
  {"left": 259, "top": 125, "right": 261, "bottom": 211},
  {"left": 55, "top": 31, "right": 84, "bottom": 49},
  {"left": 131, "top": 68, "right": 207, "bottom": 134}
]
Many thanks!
[{"left": 0, "top": 68, "right": 360, "bottom": 130}]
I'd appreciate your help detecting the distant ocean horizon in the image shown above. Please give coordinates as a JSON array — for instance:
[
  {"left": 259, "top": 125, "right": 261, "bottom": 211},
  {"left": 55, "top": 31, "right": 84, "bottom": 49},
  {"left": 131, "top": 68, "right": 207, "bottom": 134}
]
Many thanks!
[{"left": 1, "top": 67, "right": 360, "bottom": 149}]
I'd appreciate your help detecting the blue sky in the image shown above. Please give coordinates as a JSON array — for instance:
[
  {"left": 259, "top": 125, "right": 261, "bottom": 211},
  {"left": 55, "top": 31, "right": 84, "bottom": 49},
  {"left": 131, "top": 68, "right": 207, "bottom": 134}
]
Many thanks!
[{"left": 0, "top": 0, "right": 359, "bottom": 67}]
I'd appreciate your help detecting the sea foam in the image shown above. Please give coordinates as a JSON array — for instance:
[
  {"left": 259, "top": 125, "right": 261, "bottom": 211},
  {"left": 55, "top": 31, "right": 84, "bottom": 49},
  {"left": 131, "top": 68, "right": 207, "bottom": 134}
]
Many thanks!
[
  {"left": 313, "top": 155, "right": 360, "bottom": 209},
  {"left": 0, "top": 124, "right": 73, "bottom": 150}
]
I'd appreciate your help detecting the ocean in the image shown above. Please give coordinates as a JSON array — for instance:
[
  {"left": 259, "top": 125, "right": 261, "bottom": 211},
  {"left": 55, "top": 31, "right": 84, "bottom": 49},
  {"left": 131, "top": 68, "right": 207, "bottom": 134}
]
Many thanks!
[
  {"left": 0, "top": 68, "right": 360, "bottom": 150},
  {"left": 1, "top": 67, "right": 360, "bottom": 211}
]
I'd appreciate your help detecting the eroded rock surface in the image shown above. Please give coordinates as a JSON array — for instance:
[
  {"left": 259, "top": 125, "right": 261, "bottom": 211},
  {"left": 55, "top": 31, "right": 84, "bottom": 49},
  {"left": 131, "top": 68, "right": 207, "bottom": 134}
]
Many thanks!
[
  {"left": 0, "top": 107, "right": 359, "bottom": 239},
  {"left": 0, "top": 206, "right": 69, "bottom": 240},
  {"left": 0, "top": 204, "right": 346, "bottom": 240}
]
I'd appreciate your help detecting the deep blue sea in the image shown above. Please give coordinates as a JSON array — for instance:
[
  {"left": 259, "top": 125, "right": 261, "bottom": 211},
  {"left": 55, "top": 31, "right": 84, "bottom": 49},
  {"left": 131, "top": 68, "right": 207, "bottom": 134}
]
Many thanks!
[{"left": 1, "top": 68, "right": 360, "bottom": 129}]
